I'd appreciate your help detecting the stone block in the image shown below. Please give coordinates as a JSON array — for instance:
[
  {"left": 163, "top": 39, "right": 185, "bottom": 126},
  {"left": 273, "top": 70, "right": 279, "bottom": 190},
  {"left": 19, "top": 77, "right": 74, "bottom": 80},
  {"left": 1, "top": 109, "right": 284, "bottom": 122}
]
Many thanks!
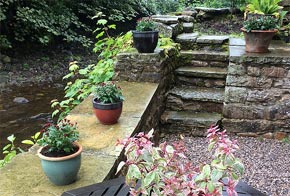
[
  {"left": 228, "top": 62, "right": 246, "bottom": 75},
  {"left": 247, "top": 66, "right": 261, "bottom": 76},
  {"left": 265, "top": 99, "right": 290, "bottom": 120},
  {"left": 196, "top": 35, "right": 229, "bottom": 44},
  {"left": 224, "top": 87, "right": 247, "bottom": 103},
  {"left": 190, "top": 60, "right": 208, "bottom": 67},
  {"left": 176, "top": 32, "right": 199, "bottom": 42},
  {"left": 183, "top": 22, "right": 194, "bottom": 33},
  {"left": 263, "top": 132, "right": 274, "bottom": 139},
  {"left": 273, "top": 78, "right": 290, "bottom": 89},
  {"left": 226, "top": 75, "right": 272, "bottom": 88},
  {"left": 222, "top": 118, "right": 274, "bottom": 134},
  {"left": 181, "top": 10, "right": 197, "bottom": 17},
  {"left": 246, "top": 89, "right": 285, "bottom": 104},
  {"left": 261, "top": 67, "right": 286, "bottom": 78},
  {"left": 152, "top": 15, "right": 179, "bottom": 24},
  {"left": 223, "top": 103, "right": 265, "bottom": 119},
  {"left": 177, "top": 15, "right": 195, "bottom": 22},
  {"left": 274, "top": 132, "right": 287, "bottom": 140},
  {"left": 209, "top": 61, "right": 228, "bottom": 68}
]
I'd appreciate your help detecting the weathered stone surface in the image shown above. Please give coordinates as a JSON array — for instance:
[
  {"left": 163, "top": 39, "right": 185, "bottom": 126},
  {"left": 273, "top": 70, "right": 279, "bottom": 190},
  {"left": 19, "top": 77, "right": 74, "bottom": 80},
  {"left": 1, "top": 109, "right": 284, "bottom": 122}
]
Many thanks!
[
  {"left": 196, "top": 35, "right": 229, "bottom": 44},
  {"left": 13, "top": 97, "right": 29, "bottom": 104},
  {"left": 246, "top": 89, "right": 287, "bottom": 104},
  {"left": 169, "top": 87, "right": 224, "bottom": 103},
  {"left": 224, "top": 87, "right": 247, "bottom": 103},
  {"left": 265, "top": 99, "right": 290, "bottom": 120},
  {"left": 176, "top": 32, "right": 198, "bottom": 42},
  {"left": 176, "top": 76, "right": 226, "bottom": 88},
  {"left": 181, "top": 10, "right": 197, "bottom": 17},
  {"left": 155, "top": 22, "right": 182, "bottom": 38},
  {"left": 263, "top": 132, "right": 274, "bottom": 139},
  {"left": 223, "top": 103, "right": 265, "bottom": 119},
  {"left": 176, "top": 66, "right": 227, "bottom": 79},
  {"left": 261, "top": 67, "right": 286, "bottom": 78},
  {"left": 177, "top": 15, "right": 195, "bottom": 22},
  {"left": 226, "top": 75, "right": 272, "bottom": 88},
  {"left": 273, "top": 78, "right": 290, "bottom": 89},
  {"left": 183, "top": 22, "right": 194, "bottom": 33},
  {"left": 247, "top": 66, "right": 261, "bottom": 76},
  {"left": 180, "top": 50, "right": 229, "bottom": 62},
  {"left": 152, "top": 15, "right": 179, "bottom": 24},
  {"left": 228, "top": 62, "right": 246, "bottom": 75}
]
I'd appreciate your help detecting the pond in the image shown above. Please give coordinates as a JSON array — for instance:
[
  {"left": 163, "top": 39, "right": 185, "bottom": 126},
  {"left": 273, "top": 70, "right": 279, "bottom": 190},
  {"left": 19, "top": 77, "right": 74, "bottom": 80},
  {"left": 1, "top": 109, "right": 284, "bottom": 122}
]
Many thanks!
[{"left": 0, "top": 83, "right": 64, "bottom": 159}]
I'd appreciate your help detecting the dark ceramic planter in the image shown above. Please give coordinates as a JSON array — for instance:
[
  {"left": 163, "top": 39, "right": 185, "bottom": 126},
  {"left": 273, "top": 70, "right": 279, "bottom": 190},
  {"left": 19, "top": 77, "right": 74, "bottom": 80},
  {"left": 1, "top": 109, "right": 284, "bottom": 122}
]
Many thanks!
[
  {"left": 241, "top": 28, "right": 278, "bottom": 53},
  {"left": 93, "top": 98, "right": 123, "bottom": 125},
  {"left": 37, "top": 142, "right": 82, "bottom": 186},
  {"left": 132, "top": 30, "right": 159, "bottom": 53}
]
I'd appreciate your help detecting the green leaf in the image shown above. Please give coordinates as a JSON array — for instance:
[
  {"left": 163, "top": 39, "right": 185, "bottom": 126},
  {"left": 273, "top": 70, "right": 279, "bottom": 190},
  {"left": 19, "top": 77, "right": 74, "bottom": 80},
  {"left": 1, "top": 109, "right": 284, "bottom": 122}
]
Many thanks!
[
  {"left": 233, "top": 161, "right": 245, "bottom": 175},
  {"left": 3, "top": 144, "right": 11, "bottom": 151},
  {"left": 211, "top": 169, "right": 224, "bottom": 182},
  {"left": 21, "top": 140, "right": 34, "bottom": 145},
  {"left": 97, "top": 19, "right": 107, "bottom": 25},
  {"left": 143, "top": 171, "right": 156, "bottom": 187},
  {"left": 202, "top": 164, "right": 211, "bottom": 177},
  {"left": 7, "top": 135, "right": 15, "bottom": 142},
  {"left": 52, "top": 109, "right": 59, "bottom": 117},
  {"left": 127, "top": 164, "right": 141, "bottom": 179},
  {"left": 207, "top": 181, "right": 215, "bottom": 193}
]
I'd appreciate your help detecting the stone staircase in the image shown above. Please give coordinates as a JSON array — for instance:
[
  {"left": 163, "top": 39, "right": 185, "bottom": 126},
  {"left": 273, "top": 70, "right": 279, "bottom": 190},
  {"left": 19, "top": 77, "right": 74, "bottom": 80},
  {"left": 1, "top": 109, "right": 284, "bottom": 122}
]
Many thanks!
[{"left": 160, "top": 35, "right": 229, "bottom": 136}]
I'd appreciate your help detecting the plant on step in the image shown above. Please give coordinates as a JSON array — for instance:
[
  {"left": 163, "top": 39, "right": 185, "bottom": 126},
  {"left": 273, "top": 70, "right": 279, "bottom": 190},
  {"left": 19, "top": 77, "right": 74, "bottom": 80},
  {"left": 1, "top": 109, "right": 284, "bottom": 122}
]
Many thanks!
[
  {"left": 243, "top": 15, "right": 279, "bottom": 32},
  {"left": 51, "top": 14, "right": 132, "bottom": 121},
  {"left": 136, "top": 17, "right": 157, "bottom": 32},
  {"left": 94, "top": 81, "right": 124, "bottom": 103},
  {"left": 116, "top": 126, "right": 244, "bottom": 196},
  {"left": 37, "top": 119, "right": 79, "bottom": 154}
]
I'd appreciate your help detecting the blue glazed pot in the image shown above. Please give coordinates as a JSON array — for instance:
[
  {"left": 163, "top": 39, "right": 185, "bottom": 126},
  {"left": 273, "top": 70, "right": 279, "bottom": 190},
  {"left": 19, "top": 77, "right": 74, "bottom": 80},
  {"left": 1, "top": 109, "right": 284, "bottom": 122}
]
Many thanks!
[{"left": 37, "top": 142, "right": 82, "bottom": 186}]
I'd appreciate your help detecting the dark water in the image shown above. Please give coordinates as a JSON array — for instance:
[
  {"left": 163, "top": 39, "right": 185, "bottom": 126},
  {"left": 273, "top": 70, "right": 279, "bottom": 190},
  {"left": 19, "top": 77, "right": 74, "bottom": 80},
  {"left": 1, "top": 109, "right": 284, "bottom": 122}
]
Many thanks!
[{"left": 0, "top": 84, "right": 64, "bottom": 159}]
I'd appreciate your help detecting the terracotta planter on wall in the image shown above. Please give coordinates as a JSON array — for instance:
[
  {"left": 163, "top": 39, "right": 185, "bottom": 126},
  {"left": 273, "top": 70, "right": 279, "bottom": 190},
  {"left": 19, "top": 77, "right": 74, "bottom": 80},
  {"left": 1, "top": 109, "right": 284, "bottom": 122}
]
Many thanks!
[
  {"left": 93, "top": 98, "right": 123, "bottom": 125},
  {"left": 241, "top": 28, "right": 278, "bottom": 53},
  {"left": 37, "top": 142, "right": 82, "bottom": 186},
  {"left": 132, "top": 31, "right": 158, "bottom": 53}
]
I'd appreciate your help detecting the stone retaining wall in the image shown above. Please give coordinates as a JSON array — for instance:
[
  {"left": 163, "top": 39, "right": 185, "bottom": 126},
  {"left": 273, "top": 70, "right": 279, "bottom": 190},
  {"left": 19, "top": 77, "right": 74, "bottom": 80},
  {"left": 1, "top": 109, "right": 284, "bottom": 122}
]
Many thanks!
[{"left": 223, "top": 53, "right": 290, "bottom": 139}]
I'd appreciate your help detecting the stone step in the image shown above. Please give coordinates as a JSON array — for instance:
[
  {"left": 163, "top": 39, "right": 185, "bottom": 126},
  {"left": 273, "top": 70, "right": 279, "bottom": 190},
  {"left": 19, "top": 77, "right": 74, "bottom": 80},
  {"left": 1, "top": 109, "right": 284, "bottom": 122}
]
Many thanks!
[
  {"left": 167, "top": 87, "right": 224, "bottom": 113},
  {"left": 175, "top": 66, "right": 227, "bottom": 79},
  {"left": 180, "top": 50, "right": 229, "bottom": 62},
  {"left": 176, "top": 75, "right": 226, "bottom": 88},
  {"left": 183, "top": 22, "right": 194, "bottom": 33},
  {"left": 176, "top": 33, "right": 229, "bottom": 51},
  {"left": 160, "top": 111, "right": 222, "bottom": 136}
]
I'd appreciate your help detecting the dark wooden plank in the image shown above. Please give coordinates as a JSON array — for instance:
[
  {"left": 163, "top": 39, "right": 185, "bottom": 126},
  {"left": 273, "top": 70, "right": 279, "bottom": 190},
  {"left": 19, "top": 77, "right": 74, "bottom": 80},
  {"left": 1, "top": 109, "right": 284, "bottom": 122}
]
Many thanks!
[{"left": 62, "top": 176, "right": 266, "bottom": 196}]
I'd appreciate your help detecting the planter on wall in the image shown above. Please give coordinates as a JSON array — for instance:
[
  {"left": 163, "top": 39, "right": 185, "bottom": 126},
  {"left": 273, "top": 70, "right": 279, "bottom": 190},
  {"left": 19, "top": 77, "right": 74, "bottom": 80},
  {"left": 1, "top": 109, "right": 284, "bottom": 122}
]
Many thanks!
[
  {"left": 37, "top": 142, "right": 82, "bottom": 186},
  {"left": 132, "top": 31, "right": 159, "bottom": 53},
  {"left": 241, "top": 28, "right": 278, "bottom": 53},
  {"left": 93, "top": 98, "right": 123, "bottom": 125}
]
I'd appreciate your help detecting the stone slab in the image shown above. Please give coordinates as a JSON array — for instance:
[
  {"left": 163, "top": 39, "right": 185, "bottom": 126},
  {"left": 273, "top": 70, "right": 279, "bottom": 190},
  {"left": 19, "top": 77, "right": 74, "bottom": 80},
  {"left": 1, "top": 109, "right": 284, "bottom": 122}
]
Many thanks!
[
  {"left": 176, "top": 32, "right": 199, "bottom": 42},
  {"left": 152, "top": 15, "right": 179, "bottom": 25},
  {"left": 176, "top": 66, "right": 228, "bottom": 78},
  {"left": 0, "top": 81, "right": 158, "bottom": 196},
  {"left": 196, "top": 35, "right": 229, "bottom": 44}
]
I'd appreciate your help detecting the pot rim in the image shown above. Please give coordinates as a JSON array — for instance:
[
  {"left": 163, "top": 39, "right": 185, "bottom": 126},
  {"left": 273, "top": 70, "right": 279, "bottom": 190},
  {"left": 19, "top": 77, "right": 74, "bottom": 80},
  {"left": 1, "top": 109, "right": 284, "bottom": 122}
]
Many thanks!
[
  {"left": 132, "top": 30, "right": 159, "bottom": 34},
  {"left": 37, "top": 142, "right": 82, "bottom": 162},
  {"left": 241, "top": 27, "right": 278, "bottom": 33}
]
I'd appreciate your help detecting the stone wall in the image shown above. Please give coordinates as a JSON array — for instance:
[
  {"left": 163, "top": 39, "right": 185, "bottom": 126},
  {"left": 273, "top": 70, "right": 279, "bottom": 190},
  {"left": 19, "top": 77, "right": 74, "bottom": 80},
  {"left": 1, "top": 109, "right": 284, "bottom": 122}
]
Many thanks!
[
  {"left": 114, "top": 47, "right": 180, "bottom": 139},
  {"left": 223, "top": 53, "right": 290, "bottom": 139}
]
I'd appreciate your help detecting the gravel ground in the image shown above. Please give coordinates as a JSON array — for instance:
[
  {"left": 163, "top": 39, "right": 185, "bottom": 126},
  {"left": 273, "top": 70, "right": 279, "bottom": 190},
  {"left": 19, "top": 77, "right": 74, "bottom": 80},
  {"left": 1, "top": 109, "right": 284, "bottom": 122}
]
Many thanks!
[{"left": 162, "top": 134, "right": 290, "bottom": 196}]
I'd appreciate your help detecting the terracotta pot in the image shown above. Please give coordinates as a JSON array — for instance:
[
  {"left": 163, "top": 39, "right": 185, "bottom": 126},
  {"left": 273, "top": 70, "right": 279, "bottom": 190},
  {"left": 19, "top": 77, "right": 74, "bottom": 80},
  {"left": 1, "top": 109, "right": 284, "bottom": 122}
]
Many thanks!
[
  {"left": 241, "top": 28, "right": 278, "bottom": 53},
  {"left": 92, "top": 98, "right": 123, "bottom": 125},
  {"left": 132, "top": 30, "right": 158, "bottom": 53},
  {"left": 37, "top": 142, "right": 82, "bottom": 186}
]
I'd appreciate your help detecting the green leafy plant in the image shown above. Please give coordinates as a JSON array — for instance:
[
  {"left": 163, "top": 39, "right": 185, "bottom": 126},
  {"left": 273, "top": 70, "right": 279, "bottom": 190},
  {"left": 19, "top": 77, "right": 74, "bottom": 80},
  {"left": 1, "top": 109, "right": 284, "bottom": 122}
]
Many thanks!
[
  {"left": 94, "top": 81, "right": 124, "bottom": 104},
  {"left": 116, "top": 126, "right": 244, "bottom": 196},
  {"left": 243, "top": 15, "right": 279, "bottom": 32},
  {"left": 37, "top": 119, "right": 79, "bottom": 153},
  {"left": 0, "top": 135, "right": 24, "bottom": 168},
  {"left": 51, "top": 17, "right": 132, "bottom": 121},
  {"left": 136, "top": 17, "right": 157, "bottom": 32},
  {"left": 22, "top": 132, "right": 41, "bottom": 146},
  {"left": 245, "top": 0, "right": 283, "bottom": 17}
]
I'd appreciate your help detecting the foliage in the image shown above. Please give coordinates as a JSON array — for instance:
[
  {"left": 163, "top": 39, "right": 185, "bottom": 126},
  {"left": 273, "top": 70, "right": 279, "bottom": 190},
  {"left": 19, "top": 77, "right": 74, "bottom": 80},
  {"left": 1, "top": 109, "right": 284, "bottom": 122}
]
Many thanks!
[
  {"left": 245, "top": 0, "right": 283, "bottom": 17},
  {"left": 37, "top": 119, "right": 79, "bottom": 153},
  {"left": 116, "top": 126, "right": 244, "bottom": 196},
  {"left": 243, "top": 15, "right": 279, "bottom": 32},
  {"left": 94, "top": 81, "right": 124, "bottom": 104},
  {"left": 136, "top": 17, "right": 157, "bottom": 32},
  {"left": 22, "top": 132, "right": 41, "bottom": 146},
  {"left": 203, "top": 0, "right": 246, "bottom": 8},
  {"left": 0, "top": 135, "right": 24, "bottom": 168},
  {"left": 0, "top": 0, "right": 153, "bottom": 49},
  {"left": 51, "top": 18, "right": 132, "bottom": 121}
]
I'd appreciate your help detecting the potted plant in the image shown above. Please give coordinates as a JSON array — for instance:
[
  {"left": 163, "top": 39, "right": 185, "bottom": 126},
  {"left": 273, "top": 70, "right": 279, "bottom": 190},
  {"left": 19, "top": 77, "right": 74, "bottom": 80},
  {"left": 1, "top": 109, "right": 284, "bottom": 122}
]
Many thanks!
[
  {"left": 132, "top": 17, "right": 159, "bottom": 53},
  {"left": 116, "top": 126, "right": 244, "bottom": 196},
  {"left": 37, "top": 119, "right": 82, "bottom": 186},
  {"left": 241, "top": 15, "right": 279, "bottom": 53},
  {"left": 93, "top": 81, "right": 124, "bottom": 125}
]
